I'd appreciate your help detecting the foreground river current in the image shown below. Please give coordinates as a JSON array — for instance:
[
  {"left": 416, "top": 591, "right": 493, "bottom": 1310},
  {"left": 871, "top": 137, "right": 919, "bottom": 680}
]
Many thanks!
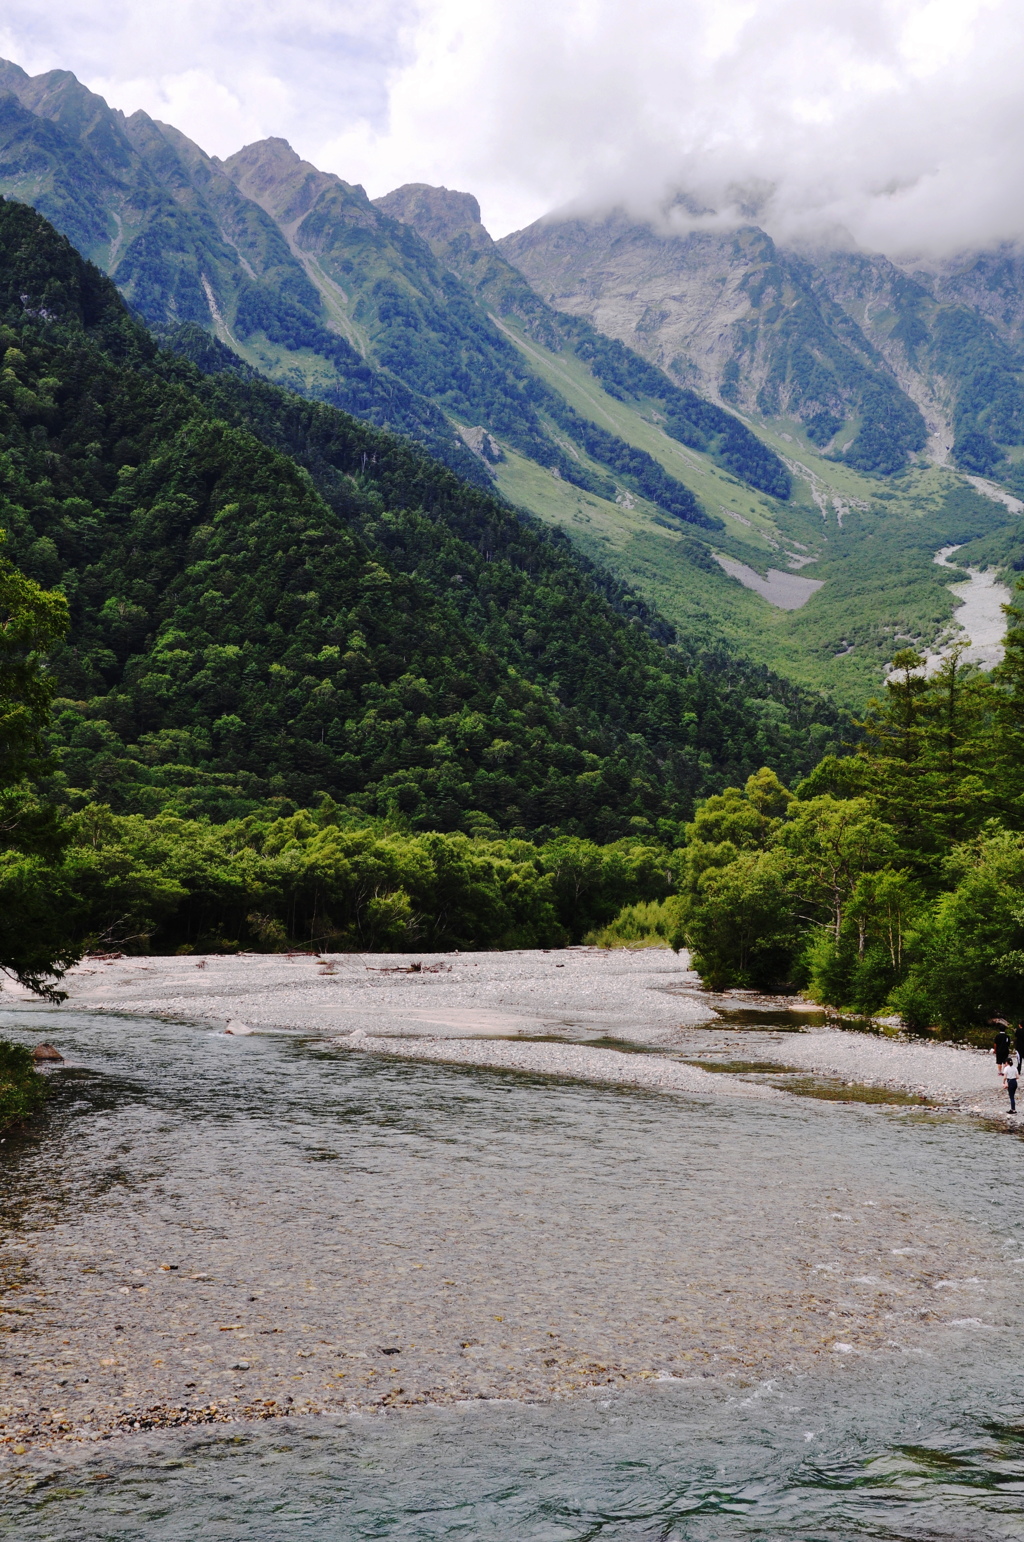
[{"left": 3, "top": 998, "right": 1024, "bottom": 1538}]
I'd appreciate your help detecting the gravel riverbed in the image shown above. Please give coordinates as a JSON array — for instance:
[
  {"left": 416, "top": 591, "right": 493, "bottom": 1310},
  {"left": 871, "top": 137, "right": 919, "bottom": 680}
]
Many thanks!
[
  {"left": 1, "top": 947, "right": 1018, "bottom": 1460},
  {"left": 35, "top": 945, "right": 1011, "bottom": 1118}
]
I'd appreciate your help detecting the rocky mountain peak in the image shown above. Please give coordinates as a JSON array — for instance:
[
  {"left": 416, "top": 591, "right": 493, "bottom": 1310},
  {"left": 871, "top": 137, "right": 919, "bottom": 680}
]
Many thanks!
[
  {"left": 0, "top": 60, "right": 135, "bottom": 172},
  {"left": 374, "top": 183, "right": 487, "bottom": 252},
  {"left": 227, "top": 135, "right": 302, "bottom": 171},
  {"left": 222, "top": 136, "right": 306, "bottom": 193},
  {"left": 0, "top": 57, "right": 29, "bottom": 94},
  {"left": 221, "top": 137, "right": 369, "bottom": 225}
]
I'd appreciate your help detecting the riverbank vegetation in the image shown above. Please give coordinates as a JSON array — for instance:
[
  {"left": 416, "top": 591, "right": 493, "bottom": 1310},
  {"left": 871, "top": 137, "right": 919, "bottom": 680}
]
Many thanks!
[
  {"left": 8, "top": 804, "right": 672, "bottom": 959},
  {"left": 667, "top": 627, "right": 1024, "bottom": 1031},
  {"left": 14, "top": 622, "right": 1017, "bottom": 1035},
  {"left": 0, "top": 1040, "right": 48, "bottom": 1131},
  {"left": 584, "top": 898, "right": 680, "bottom": 949}
]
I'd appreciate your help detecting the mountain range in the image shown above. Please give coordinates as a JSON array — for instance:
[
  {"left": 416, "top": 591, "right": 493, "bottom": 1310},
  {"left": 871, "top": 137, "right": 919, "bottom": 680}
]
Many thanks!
[
  {"left": 1, "top": 58, "right": 1023, "bottom": 705},
  {"left": 501, "top": 209, "right": 1024, "bottom": 485}
]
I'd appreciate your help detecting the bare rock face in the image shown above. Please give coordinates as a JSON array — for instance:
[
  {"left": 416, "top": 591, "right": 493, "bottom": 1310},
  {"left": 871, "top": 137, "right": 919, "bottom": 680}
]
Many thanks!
[
  {"left": 497, "top": 213, "right": 891, "bottom": 421},
  {"left": 31, "top": 1043, "right": 64, "bottom": 1062},
  {"left": 498, "top": 211, "right": 750, "bottom": 395},
  {"left": 374, "top": 183, "right": 486, "bottom": 252},
  {"left": 457, "top": 424, "right": 504, "bottom": 463}
]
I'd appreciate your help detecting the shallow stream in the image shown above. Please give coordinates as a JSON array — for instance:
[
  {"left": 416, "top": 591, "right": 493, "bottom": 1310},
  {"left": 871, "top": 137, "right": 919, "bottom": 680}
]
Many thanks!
[{"left": 2, "top": 1004, "right": 1024, "bottom": 1538}]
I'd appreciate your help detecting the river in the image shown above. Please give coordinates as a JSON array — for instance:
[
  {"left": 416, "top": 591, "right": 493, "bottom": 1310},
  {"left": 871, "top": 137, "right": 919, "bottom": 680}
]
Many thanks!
[{"left": 2, "top": 1002, "right": 1024, "bottom": 1538}]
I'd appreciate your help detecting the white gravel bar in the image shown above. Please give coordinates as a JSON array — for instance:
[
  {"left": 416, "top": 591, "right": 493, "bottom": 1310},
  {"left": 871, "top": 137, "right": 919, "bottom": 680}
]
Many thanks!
[
  {"left": 18, "top": 945, "right": 1012, "bottom": 1118},
  {"left": 749, "top": 1024, "right": 1002, "bottom": 1111},
  {"left": 44, "top": 947, "right": 713, "bottom": 1041},
  {"left": 342, "top": 1028, "right": 783, "bottom": 1100}
]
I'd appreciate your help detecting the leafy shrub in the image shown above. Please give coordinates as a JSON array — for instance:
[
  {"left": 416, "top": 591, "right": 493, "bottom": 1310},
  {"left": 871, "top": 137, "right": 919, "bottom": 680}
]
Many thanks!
[
  {"left": 0, "top": 1039, "right": 48, "bottom": 1130},
  {"left": 585, "top": 897, "right": 682, "bottom": 948},
  {"left": 804, "top": 411, "right": 843, "bottom": 446}
]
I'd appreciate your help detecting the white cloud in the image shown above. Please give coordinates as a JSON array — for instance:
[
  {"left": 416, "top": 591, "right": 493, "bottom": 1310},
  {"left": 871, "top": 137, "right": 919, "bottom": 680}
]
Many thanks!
[
  {"left": 1, "top": 0, "right": 1023, "bottom": 252},
  {"left": 0, "top": 1, "right": 415, "bottom": 156},
  {"left": 321, "top": 0, "right": 1024, "bottom": 251}
]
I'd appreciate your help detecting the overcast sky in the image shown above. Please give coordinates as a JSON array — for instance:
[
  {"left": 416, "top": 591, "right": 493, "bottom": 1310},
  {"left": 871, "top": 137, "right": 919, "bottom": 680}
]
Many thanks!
[{"left": 1, "top": 0, "right": 1023, "bottom": 252}]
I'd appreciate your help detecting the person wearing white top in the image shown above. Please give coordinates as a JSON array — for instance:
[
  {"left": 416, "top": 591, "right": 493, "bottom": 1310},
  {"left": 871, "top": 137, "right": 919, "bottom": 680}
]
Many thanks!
[{"left": 1002, "top": 1059, "right": 1019, "bottom": 1114}]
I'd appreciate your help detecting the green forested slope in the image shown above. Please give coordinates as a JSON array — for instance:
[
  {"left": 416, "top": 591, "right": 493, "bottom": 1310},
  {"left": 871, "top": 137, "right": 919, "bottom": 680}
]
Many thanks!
[{"left": 0, "top": 198, "right": 841, "bottom": 843}]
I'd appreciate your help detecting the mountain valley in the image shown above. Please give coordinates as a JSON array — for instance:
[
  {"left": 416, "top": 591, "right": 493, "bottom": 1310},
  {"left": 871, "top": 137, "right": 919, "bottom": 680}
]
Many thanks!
[{"left": 1, "top": 59, "right": 1023, "bottom": 705}]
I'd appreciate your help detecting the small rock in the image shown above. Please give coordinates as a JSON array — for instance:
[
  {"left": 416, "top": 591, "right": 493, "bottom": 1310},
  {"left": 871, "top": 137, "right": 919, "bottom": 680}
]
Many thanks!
[
  {"left": 224, "top": 1020, "right": 254, "bottom": 1036},
  {"left": 230, "top": 1361, "right": 250, "bottom": 1370},
  {"left": 31, "top": 1043, "right": 64, "bottom": 1062}
]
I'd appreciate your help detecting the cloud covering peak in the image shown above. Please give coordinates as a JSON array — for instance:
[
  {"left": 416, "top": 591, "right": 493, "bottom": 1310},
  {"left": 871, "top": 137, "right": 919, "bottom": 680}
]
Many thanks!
[{"left": 2, "top": 0, "right": 1022, "bottom": 253}]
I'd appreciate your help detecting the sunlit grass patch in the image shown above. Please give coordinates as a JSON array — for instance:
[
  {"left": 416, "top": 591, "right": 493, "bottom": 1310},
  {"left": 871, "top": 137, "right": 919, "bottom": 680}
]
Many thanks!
[
  {"left": 681, "top": 1059, "right": 802, "bottom": 1074},
  {"left": 775, "top": 1075, "right": 933, "bottom": 1106}
]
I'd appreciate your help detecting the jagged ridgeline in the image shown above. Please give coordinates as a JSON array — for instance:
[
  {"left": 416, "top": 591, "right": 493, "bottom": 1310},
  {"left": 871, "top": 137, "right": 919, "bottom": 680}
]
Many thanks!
[
  {"left": 0, "top": 60, "right": 790, "bottom": 530},
  {"left": 375, "top": 183, "right": 792, "bottom": 501},
  {"left": 497, "top": 211, "right": 1024, "bottom": 491},
  {"left": 499, "top": 214, "right": 931, "bottom": 476},
  {"left": 0, "top": 199, "right": 841, "bottom": 835}
]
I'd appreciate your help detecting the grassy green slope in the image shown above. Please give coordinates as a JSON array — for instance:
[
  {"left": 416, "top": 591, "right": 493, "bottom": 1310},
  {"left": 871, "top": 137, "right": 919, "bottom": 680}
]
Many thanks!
[
  {"left": 490, "top": 318, "right": 1019, "bottom": 703},
  {"left": 497, "top": 316, "right": 792, "bottom": 541}
]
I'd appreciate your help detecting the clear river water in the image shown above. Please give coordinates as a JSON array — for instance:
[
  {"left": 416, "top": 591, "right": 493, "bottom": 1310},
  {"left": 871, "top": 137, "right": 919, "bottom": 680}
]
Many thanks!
[{"left": 2, "top": 1003, "right": 1024, "bottom": 1539}]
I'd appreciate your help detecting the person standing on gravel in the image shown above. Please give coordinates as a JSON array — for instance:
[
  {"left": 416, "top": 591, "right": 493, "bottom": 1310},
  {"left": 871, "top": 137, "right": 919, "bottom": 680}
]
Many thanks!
[
  {"left": 993, "top": 1024, "right": 1011, "bottom": 1068},
  {"left": 1004, "top": 1057, "right": 1020, "bottom": 1115},
  {"left": 1014, "top": 1021, "right": 1024, "bottom": 1073}
]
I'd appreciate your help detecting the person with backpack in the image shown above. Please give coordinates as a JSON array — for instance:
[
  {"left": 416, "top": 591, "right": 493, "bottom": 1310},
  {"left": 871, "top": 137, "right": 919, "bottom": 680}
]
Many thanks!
[{"left": 993, "top": 1022, "right": 1011, "bottom": 1068}]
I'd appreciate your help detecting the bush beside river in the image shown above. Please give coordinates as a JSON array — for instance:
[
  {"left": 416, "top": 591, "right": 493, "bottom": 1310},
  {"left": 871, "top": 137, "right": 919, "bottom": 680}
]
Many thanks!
[{"left": 0, "top": 1040, "right": 48, "bottom": 1132}]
